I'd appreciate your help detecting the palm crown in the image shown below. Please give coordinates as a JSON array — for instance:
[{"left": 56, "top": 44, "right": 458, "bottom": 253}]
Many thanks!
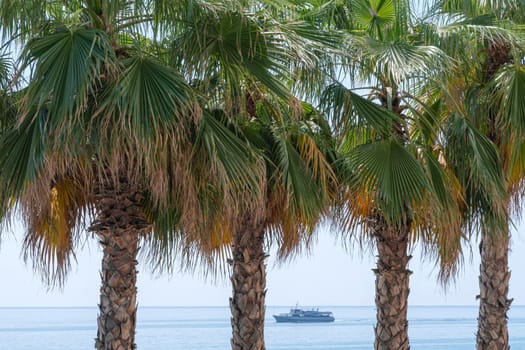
[{"left": 0, "top": 1, "right": 274, "bottom": 349}]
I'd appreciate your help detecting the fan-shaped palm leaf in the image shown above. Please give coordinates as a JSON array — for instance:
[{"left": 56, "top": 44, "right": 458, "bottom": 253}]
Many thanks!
[
  {"left": 98, "top": 54, "right": 196, "bottom": 139},
  {"left": 22, "top": 27, "right": 114, "bottom": 124},
  {"left": 345, "top": 138, "right": 428, "bottom": 224},
  {"left": 352, "top": 0, "right": 395, "bottom": 33}
]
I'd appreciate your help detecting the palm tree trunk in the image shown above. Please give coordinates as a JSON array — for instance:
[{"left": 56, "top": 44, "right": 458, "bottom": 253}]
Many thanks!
[
  {"left": 373, "top": 217, "right": 411, "bottom": 350},
  {"left": 91, "top": 180, "right": 149, "bottom": 350},
  {"left": 230, "top": 212, "right": 267, "bottom": 350},
  {"left": 476, "top": 229, "right": 512, "bottom": 350}
]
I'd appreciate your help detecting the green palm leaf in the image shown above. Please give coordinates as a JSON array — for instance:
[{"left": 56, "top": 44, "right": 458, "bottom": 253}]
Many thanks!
[
  {"left": 349, "top": 36, "right": 451, "bottom": 84},
  {"left": 0, "top": 54, "right": 15, "bottom": 131},
  {"left": 195, "top": 109, "right": 260, "bottom": 193},
  {"left": 173, "top": 9, "right": 290, "bottom": 99},
  {"left": 101, "top": 54, "right": 196, "bottom": 138},
  {"left": 0, "top": 54, "right": 10, "bottom": 88},
  {"left": 321, "top": 82, "right": 395, "bottom": 136},
  {"left": 0, "top": 0, "right": 49, "bottom": 38},
  {"left": 346, "top": 138, "right": 428, "bottom": 223},
  {"left": 0, "top": 110, "right": 47, "bottom": 199},
  {"left": 22, "top": 26, "right": 113, "bottom": 129},
  {"left": 352, "top": 0, "right": 395, "bottom": 31},
  {"left": 435, "top": 0, "right": 525, "bottom": 20},
  {"left": 495, "top": 64, "right": 525, "bottom": 134},
  {"left": 444, "top": 115, "right": 507, "bottom": 225},
  {"left": 275, "top": 136, "right": 323, "bottom": 219}
]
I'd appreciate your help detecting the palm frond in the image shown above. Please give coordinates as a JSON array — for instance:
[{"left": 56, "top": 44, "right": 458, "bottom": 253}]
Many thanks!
[
  {"left": 352, "top": 0, "right": 395, "bottom": 34},
  {"left": 347, "top": 36, "right": 452, "bottom": 85},
  {"left": 296, "top": 133, "right": 337, "bottom": 192},
  {"left": 22, "top": 26, "right": 114, "bottom": 133},
  {"left": 99, "top": 53, "right": 197, "bottom": 139},
  {"left": 436, "top": 22, "right": 521, "bottom": 49},
  {"left": 0, "top": 110, "right": 48, "bottom": 202},
  {"left": 506, "top": 134, "right": 525, "bottom": 211},
  {"left": 270, "top": 19, "right": 341, "bottom": 100},
  {"left": 345, "top": 138, "right": 428, "bottom": 224},
  {"left": 0, "top": 0, "right": 51, "bottom": 39},
  {"left": 443, "top": 114, "right": 508, "bottom": 231},
  {"left": 172, "top": 8, "right": 291, "bottom": 99},
  {"left": 274, "top": 136, "right": 324, "bottom": 219},
  {"left": 320, "top": 82, "right": 395, "bottom": 137},
  {"left": 239, "top": 95, "right": 338, "bottom": 255},
  {"left": 0, "top": 54, "right": 15, "bottom": 132},
  {"left": 142, "top": 199, "right": 233, "bottom": 280},
  {"left": 21, "top": 175, "right": 89, "bottom": 287},
  {"left": 495, "top": 63, "right": 525, "bottom": 134},
  {"left": 434, "top": 0, "right": 525, "bottom": 22},
  {"left": 150, "top": 0, "right": 227, "bottom": 34},
  {"left": 417, "top": 144, "right": 464, "bottom": 282},
  {"left": 0, "top": 54, "right": 11, "bottom": 88},
  {"left": 194, "top": 109, "right": 262, "bottom": 200}
]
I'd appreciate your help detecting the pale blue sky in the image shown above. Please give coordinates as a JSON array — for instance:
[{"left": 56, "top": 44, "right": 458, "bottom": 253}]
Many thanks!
[{"left": 0, "top": 221, "right": 524, "bottom": 307}]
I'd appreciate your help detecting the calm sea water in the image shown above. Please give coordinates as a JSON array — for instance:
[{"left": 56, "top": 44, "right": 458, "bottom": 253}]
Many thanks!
[{"left": 1, "top": 306, "right": 524, "bottom": 349}]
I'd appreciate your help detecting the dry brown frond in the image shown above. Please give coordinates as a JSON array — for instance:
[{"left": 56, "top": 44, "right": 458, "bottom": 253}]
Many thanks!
[
  {"left": 410, "top": 177, "right": 465, "bottom": 285},
  {"left": 20, "top": 161, "right": 91, "bottom": 287},
  {"left": 289, "top": 95, "right": 304, "bottom": 120},
  {"left": 297, "top": 133, "right": 338, "bottom": 195}
]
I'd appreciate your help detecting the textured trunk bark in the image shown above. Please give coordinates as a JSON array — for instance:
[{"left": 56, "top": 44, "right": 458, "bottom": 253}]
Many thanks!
[
  {"left": 91, "top": 180, "right": 149, "bottom": 350},
  {"left": 373, "top": 217, "right": 411, "bottom": 350},
  {"left": 476, "top": 229, "right": 512, "bottom": 350},
  {"left": 230, "top": 212, "right": 267, "bottom": 350}
]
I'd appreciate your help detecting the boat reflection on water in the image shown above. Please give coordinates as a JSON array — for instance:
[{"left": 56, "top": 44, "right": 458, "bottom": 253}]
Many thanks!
[{"left": 273, "top": 306, "right": 335, "bottom": 323}]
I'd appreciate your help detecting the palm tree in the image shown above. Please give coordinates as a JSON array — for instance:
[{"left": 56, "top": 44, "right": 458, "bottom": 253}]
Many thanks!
[
  {"left": 0, "top": 1, "right": 256, "bottom": 349},
  {"left": 166, "top": 5, "right": 339, "bottom": 349},
  {"left": 426, "top": 1, "right": 525, "bottom": 347},
  {"left": 305, "top": 1, "right": 465, "bottom": 348}
]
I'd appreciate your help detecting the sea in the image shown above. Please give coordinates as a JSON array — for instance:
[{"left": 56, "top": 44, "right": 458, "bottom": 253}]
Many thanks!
[{"left": 1, "top": 305, "right": 524, "bottom": 350}]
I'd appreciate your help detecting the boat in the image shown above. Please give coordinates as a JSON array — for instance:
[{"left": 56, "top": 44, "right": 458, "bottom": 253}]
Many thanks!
[{"left": 273, "top": 307, "right": 335, "bottom": 323}]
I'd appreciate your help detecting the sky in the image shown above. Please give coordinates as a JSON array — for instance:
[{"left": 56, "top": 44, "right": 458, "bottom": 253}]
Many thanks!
[{"left": 0, "top": 221, "right": 524, "bottom": 307}]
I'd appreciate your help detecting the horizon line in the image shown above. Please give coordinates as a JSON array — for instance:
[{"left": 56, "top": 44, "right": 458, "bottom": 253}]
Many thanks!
[{"left": 1, "top": 304, "right": 521, "bottom": 309}]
